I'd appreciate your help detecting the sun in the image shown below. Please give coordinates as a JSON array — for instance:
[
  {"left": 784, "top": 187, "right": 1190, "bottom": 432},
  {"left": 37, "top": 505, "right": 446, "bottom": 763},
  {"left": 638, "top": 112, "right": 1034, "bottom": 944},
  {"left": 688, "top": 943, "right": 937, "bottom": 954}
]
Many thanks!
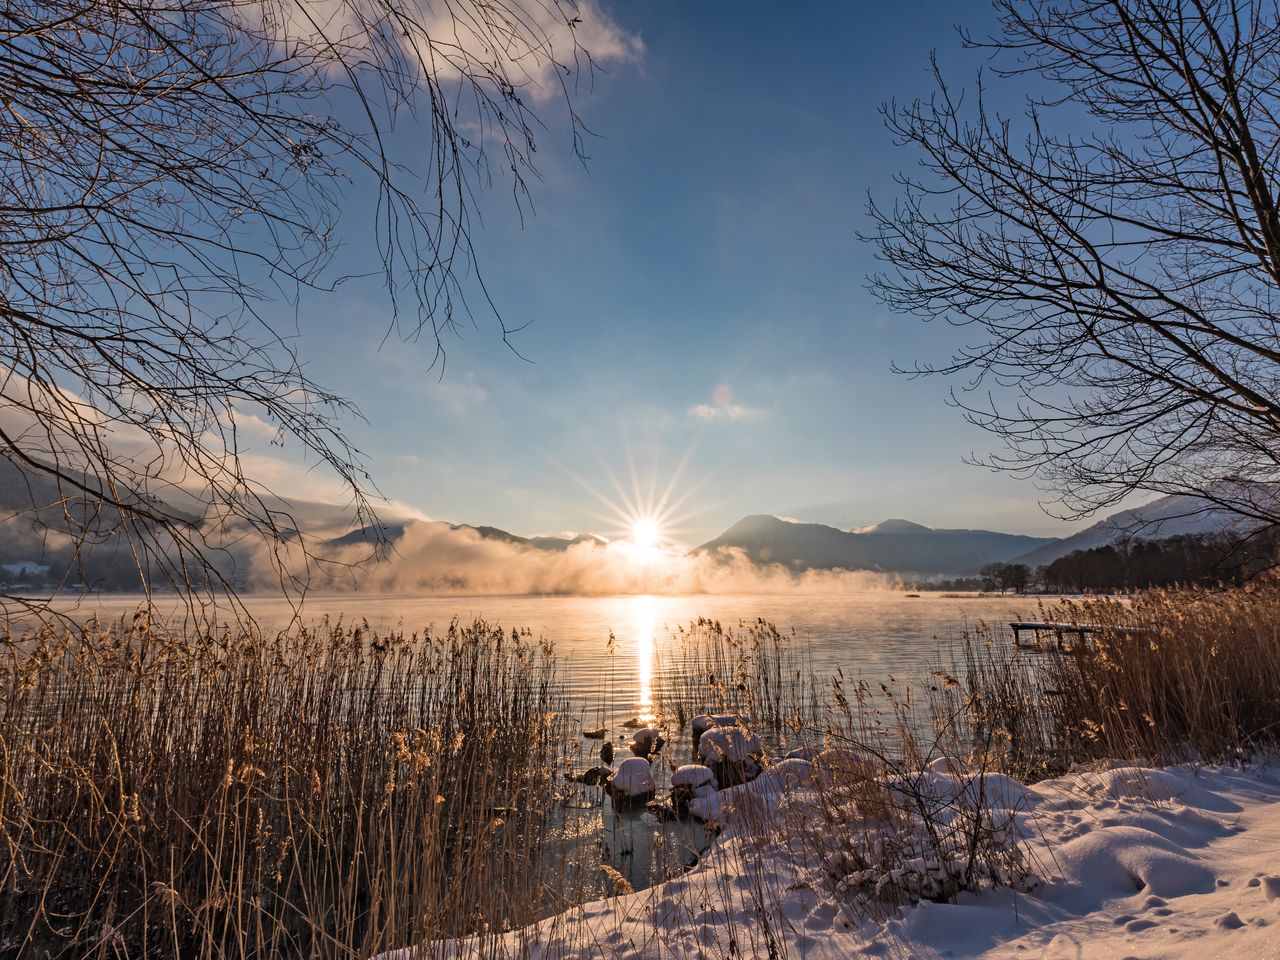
[
  {"left": 631, "top": 517, "right": 661, "bottom": 549},
  {"left": 558, "top": 437, "right": 706, "bottom": 561}
]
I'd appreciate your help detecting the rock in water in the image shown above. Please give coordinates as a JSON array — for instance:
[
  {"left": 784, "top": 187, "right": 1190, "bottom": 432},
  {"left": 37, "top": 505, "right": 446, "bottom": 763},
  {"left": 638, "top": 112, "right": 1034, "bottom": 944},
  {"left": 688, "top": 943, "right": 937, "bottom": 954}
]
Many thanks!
[
  {"left": 629, "top": 727, "right": 665, "bottom": 758},
  {"left": 646, "top": 799, "right": 679, "bottom": 822},
  {"left": 567, "top": 765, "right": 614, "bottom": 787},
  {"left": 691, "top": 713, "right": 745, "bottom": 749},
  {"left": 583, "top": 726, "right": 607, "bottom": 740},
  {"left": 608, "top": 757, "right": 656, "bottom": 811},
  {"left": 601, "top": 740, "right": 615, "bottom": 765},
  {"left": 698, "top": 725, "right": 763, "bottom": 788},
  {"left": 670, "top": 764, "right": 718, "bottom": 819}
]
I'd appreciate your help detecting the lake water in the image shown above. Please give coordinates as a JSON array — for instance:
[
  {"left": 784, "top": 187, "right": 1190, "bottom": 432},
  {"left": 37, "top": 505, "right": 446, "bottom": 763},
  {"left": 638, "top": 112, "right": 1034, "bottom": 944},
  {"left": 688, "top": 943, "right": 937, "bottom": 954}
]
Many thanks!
[
  {"left": 71, "top": 591, "right": 1049, "bottom": 727},
  {"left": 62, "top": 591, "right": 1052, "bottom": 891}
]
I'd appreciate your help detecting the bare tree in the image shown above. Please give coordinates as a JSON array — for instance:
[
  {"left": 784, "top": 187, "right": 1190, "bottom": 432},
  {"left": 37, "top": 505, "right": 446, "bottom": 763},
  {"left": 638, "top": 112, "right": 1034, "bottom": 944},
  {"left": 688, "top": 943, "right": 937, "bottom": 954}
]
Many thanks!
[
  {"left": 0, "top": 0, "right": 632, "bottom": 613},
  {"left": 868, "top": 0, "right": 1280, "bottom": 529}
]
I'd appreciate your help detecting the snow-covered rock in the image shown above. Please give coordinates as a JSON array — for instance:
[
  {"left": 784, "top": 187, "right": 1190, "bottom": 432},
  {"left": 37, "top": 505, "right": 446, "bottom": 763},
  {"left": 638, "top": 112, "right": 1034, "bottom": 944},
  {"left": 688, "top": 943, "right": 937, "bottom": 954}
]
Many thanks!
[
  {"left": 697, "top": 725, "right": 762, "bottom": 765},
  {"left": 687, "top": 786, "right": 722, "bottom": 824},
  {"left": 629, "top": 727, "right": 665, "bottom": 758},
  {"left": 670, "top": 764, "right": 718, "bottom": 820},
  {"left": 671, "top": 764, "right": 717, "bottom": 789},
  {"left": 698, "top": 724, "right": 764, "bottom": 788},
  {"left": 691, "top": 713, "right": 744, "bottom": 746},
  {"left": 607, "top": 757, "right": 655, "bottom": 810}
]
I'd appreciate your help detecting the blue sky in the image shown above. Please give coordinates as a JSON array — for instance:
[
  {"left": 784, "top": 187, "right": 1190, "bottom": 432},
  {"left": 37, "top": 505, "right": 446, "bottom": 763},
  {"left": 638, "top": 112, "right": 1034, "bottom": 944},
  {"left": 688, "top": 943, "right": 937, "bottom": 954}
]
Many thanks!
[{"left": 260, "top": 1, "right": 1097, "bottom": 544}]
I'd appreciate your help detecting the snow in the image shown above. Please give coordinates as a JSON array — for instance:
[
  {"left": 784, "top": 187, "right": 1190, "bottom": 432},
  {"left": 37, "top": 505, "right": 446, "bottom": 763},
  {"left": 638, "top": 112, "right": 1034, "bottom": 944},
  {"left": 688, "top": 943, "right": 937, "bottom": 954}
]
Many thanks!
[
  {"left": 389, "top": 761, "right": 1280, "bottom": 959},
  {"left": 696, "top": 725, "right": 762, "bottom": 765},
  {"left": 670, "top": 764, "right": 716, "bottom": 789},
  {"left": 608, "top": 757, "right": 655, "bottom": 798},
  {"left": 691, "top": 713, "right": 744, "bottom": 742}
]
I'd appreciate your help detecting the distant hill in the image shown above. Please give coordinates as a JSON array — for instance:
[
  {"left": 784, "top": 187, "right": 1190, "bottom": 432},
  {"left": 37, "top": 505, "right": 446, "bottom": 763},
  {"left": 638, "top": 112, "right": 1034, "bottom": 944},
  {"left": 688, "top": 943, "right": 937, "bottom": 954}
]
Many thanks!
[
  {"left": 455, "top": 524, "right": 606, "bottom": 552},
  {"left": 1013, "top": 492, "right": 1269, "bottom": 568},
  {"left": 322, "top": 521, "right": 606, "bottom": 553},
  {"left": 695, "top": 515, "right": 1058, "bottom": 576}
]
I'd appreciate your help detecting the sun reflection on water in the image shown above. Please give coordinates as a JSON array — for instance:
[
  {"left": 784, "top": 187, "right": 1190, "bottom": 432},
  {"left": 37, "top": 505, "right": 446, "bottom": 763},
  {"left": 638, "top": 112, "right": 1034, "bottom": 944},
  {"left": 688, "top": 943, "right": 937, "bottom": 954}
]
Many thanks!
[{"left": 634, "top": 594, "right": 657, "bottom": 724}]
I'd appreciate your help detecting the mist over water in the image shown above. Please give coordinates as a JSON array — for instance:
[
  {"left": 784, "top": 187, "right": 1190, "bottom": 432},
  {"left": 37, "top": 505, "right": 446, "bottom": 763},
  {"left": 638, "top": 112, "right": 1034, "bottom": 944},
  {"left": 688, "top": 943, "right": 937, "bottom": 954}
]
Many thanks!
[{"left": 237, "top": 522, "right": 898, "bottom": 596}]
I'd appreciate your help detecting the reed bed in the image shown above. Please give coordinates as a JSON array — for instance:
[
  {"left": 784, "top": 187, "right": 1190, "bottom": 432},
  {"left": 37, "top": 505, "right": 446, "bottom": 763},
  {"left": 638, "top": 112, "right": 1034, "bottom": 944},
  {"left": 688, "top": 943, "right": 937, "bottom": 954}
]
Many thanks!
[
  {"left": 646, "top": 587, "right": 1280, "bottom": 939},
  {"left": 5, "top": 587, "right": 1280, "bottom": 959},
  {"left": 652, "top": 617, "right": 823, "bottom": 752},
  {"left": 930, "top": 586, "right": 1280, "bottom": 779},
  {"left": 0, "top": 615, "right": 584, "bottom": 959}
]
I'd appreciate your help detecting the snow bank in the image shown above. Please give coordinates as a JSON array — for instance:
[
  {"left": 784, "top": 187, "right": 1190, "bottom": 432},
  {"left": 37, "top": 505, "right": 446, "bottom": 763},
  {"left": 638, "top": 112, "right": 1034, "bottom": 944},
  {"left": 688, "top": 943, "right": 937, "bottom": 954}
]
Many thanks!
[{"left": 387, "top": 762, "right": 1280, "bottom": 959}]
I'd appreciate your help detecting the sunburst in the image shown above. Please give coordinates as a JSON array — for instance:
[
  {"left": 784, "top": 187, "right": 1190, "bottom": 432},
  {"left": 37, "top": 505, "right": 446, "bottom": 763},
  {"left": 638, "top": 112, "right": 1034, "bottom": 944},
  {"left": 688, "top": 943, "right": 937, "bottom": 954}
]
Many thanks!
[{"left": 561, "top": 438, "right": 706, "bottom": 560}]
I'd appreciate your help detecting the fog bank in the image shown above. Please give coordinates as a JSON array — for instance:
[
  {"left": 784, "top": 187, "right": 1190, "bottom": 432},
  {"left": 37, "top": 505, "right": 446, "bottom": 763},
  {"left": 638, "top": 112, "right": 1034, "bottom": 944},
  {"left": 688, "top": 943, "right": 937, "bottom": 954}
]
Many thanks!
[{"left": 249, "top": 521, "right": 896, "bottom": 595}]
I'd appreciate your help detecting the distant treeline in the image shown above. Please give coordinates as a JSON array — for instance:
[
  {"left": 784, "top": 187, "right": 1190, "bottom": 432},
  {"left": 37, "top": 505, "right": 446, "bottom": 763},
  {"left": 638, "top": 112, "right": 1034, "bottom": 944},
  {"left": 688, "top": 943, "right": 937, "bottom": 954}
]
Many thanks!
[{"left": 917, "top": 530, "right": 1280, "bottom": 594}]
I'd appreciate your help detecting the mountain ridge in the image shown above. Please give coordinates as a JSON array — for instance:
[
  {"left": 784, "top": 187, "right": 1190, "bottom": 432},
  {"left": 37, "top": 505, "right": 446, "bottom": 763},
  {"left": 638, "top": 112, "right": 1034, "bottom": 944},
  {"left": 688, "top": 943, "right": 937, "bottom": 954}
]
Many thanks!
[{"left": 695, "top": 514, "right": 1057, "bottom": 576}]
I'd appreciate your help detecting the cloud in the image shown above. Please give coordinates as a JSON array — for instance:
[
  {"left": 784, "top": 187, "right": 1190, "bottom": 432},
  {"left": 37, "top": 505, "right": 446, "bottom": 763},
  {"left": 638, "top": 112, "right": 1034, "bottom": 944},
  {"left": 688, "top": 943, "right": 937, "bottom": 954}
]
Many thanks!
[
  {"left": 689, "top": 403, "right": 762, "bottom": 421},
  {"left": 689, "top": 383, "right": 764, "bottom": 421},
  {"left": 250, "top": 0, "right": 642, "bottom": 103},
  {"left": 428, "top": 373, "right": 488, "bottom": 414}
]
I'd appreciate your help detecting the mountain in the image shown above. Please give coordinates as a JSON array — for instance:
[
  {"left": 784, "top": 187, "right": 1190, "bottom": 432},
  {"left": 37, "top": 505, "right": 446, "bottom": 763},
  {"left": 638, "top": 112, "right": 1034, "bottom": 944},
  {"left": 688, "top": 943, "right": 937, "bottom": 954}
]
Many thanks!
[
  {"left": 454, "top": 524, "right": 606, "bottom": 551},
  {"left": 695, "top": 515, "right": 1058, "bottom": 576},
  {"left": 322, "top": 521, "right": 606, "bottom": 553},
  {"left": 1012, "top": 492, "right": 1269, "bottom": 568}
]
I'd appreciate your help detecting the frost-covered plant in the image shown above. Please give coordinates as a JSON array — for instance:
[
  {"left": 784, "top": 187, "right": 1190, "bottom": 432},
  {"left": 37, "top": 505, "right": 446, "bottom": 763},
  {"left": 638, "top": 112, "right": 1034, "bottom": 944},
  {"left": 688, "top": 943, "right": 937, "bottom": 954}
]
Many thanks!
[{"left": 797, "top": 744, "right": 1038, "bottom": 917}]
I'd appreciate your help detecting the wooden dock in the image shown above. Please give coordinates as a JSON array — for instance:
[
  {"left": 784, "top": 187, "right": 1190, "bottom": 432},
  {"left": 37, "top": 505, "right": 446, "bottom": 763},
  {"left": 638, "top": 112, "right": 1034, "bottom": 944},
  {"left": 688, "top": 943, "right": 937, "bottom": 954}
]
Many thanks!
[{"left": 1010, "top": 621, "right": 1144, "bottom": 649}]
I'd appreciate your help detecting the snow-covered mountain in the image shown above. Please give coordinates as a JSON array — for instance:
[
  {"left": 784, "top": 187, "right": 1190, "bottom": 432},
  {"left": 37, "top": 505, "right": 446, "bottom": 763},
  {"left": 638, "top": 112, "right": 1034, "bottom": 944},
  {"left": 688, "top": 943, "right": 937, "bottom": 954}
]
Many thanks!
[
  {"left": 695, "top": 514, "right": 1058, "bottom": 576},
  {"left": 1013, "top": 492, "right": 1269, "bottom": 568}
]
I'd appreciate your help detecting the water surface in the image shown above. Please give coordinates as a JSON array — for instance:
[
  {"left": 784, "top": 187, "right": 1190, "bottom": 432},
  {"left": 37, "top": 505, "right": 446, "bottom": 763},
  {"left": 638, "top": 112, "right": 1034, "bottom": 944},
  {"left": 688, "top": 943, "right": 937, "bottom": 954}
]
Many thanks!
[{"left": 70, "top": 590, "right": 1046, "bottom": 731}]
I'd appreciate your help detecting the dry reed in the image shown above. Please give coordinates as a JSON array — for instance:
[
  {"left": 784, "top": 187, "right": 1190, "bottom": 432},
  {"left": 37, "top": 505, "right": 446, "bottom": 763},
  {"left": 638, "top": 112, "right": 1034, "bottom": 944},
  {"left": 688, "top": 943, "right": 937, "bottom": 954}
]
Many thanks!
[
  {"left": 934, "top": 586, "right": 1280, "bottom": 777},
  {"left": 0, "top": 615, "right": 583, "bottom": 959},
  {"left": 7, "top": 586, "right": 1280, "bottom": 958}
]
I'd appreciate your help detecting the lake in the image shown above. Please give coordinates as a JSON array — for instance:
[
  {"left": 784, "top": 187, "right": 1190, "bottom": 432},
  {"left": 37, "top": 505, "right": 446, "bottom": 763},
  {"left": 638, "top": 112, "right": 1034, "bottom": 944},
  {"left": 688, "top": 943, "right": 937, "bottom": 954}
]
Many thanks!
[{"left": 68, "top": 591, "right": 1048, "bottom": 728}]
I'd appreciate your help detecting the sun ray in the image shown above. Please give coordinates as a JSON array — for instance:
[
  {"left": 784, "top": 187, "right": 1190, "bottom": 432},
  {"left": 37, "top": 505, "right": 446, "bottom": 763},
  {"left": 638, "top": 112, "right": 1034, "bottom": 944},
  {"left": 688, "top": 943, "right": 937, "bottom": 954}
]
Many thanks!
[{"left": 550, "top": 433, "right": 710, "bottom": 566}]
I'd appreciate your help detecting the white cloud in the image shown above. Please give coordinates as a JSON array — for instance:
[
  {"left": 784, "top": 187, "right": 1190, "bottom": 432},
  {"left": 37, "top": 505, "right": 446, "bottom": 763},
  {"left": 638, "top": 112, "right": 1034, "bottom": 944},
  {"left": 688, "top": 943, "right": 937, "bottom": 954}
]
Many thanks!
[
  {"left": 689, "top": 384, "right": 764, "bottom": 421},
  {"left": 428, "top": 372, "right": 488, "bottom": 414},
  {"left": 249, "top": 0, "right": 642, "bottom": 103},
  {"left": 689, "top": 402, "right": 763, "bottom": 421}
]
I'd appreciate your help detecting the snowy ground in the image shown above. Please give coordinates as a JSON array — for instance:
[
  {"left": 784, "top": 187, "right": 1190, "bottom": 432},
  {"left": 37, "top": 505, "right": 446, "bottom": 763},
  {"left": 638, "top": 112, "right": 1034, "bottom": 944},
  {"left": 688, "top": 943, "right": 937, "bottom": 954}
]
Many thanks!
[{"left": 395, "top": 760, "right": 1280, "bottom": 959}]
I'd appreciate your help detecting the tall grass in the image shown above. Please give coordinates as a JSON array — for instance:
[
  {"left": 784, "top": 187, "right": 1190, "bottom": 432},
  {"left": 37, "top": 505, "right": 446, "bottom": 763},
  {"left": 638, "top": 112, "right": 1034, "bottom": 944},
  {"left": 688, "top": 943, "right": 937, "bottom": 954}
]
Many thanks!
[
  {"left": 936, "top": 586, "right": 1280, "bottom": 778},
  {"left": 0, "top": 616, "right": 582, "bottom": 958},
  {"left": 653, "top": 618, "right": 822, "bottom": 751},
  {"left": 646, "top": 588, "right": 1280, "bottom": 938},
  {"left": 6, "top": 587, "right": 1280, "bottom": 959}
]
